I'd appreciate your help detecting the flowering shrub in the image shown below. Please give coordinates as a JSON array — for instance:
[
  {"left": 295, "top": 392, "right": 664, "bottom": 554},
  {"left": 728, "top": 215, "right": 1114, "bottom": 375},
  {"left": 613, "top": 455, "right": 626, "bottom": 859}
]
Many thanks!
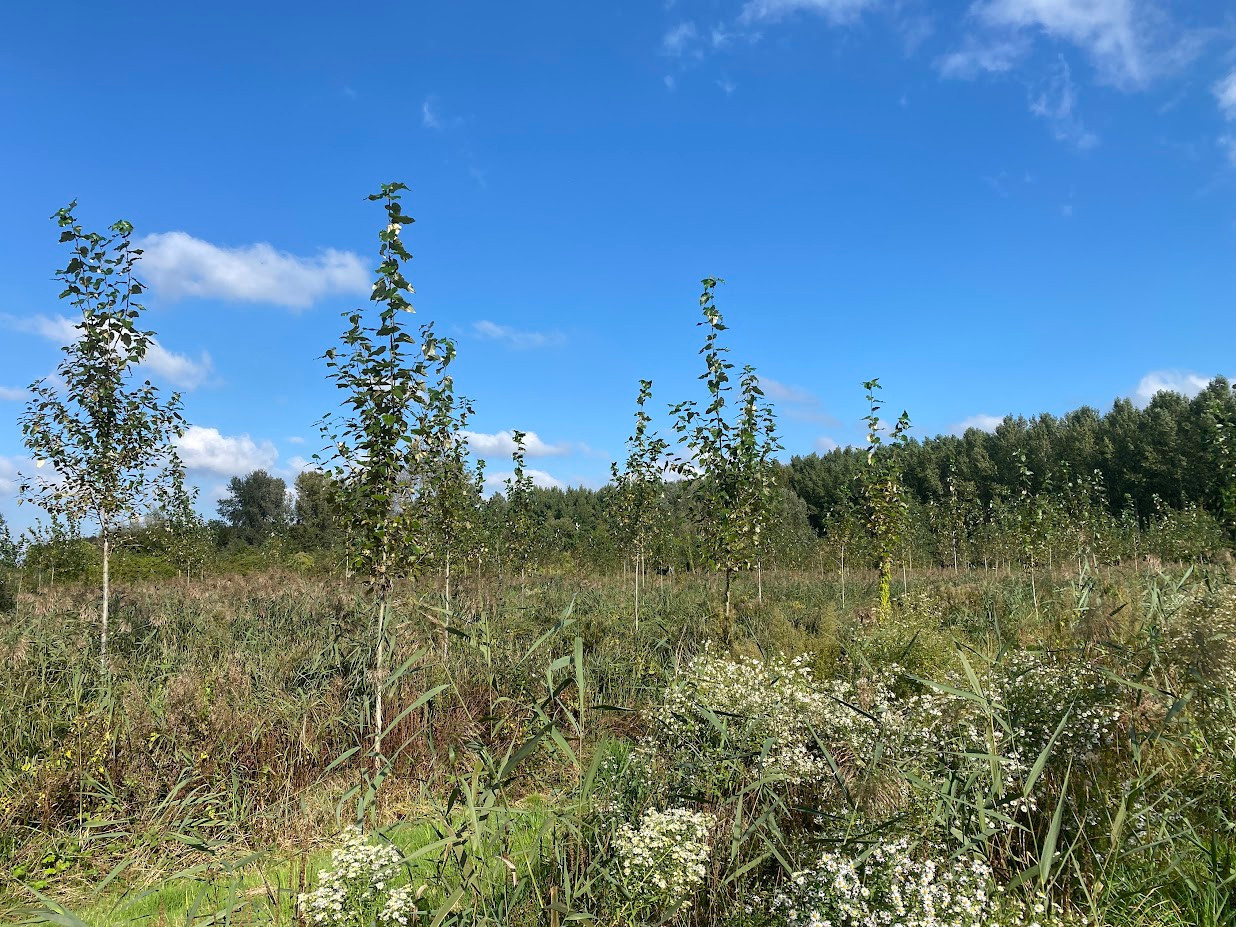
[
  {"left": 652, "top": 649, "right": 898, "bottom": 798},
  {"left": 904, "top": 653, "right": 1122, "bottom": 792},
  {"left": 766, "top": 839, "right": 1066, "bottom": 927},
  {"left": 613, "top": 807, "right": 715, "bottom": 919},
  {"left": 297, "top": 827, "right": 421, "bottom": 927}
]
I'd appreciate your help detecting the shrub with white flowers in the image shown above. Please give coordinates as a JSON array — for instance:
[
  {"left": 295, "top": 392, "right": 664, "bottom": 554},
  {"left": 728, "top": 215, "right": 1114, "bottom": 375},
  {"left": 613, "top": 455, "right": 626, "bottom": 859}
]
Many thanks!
[
  {"left": 613, "top": 807, "right": 715, "bottom": 919},
  {"left": 766, "top": 839, "right": 1065, "bottom": 927},
  {"left": 297, "top": 827, "right": 421, "bottom": 927},
  {"left": 652, "top": 649, "right": 898, "bottom": 796}
]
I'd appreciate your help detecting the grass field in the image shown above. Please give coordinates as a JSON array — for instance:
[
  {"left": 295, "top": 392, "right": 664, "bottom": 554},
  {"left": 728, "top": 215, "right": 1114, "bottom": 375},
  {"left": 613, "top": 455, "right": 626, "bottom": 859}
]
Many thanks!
[{"left": 2, "top": 562, "right": 1234, "bottom": 926}]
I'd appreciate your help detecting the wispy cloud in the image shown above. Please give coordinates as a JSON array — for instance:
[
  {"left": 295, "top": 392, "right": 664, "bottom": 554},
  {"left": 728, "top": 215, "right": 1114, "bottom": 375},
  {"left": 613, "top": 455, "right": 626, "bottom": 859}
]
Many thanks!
[
  {"left": 0, "top": 454, "right": 24, "bottom": 495},
  {"left": 937, "top": 34, "right": 1030, "bottom": 78},
  {"left": 951, "top": 413, "right": 1005, "bottom": 434},
  {"left": 814, "top": 435, "right": 840, "bottom": 453},
  {"left": 759, "top": 376, "right": 838, "bottom": 425},
  {"left": 1029, "top": 57, "right": 1099, "bottom": 149},
  {"left": 1134, "top": 369, "right": 1212, "bottom": 406},
  {"left": 176, "top": 425, "right": 279, "bottom": 476},
  {"left": 740, "top": 0, "right": 877, "bottom": 26},
  {"left": 1, "top": 312, "right": 214, "bottom": 390},
  {"left": 662, "top": 21, "right": 699, "bottom": 56},
  {"left": 422, "top": 98, "right": 443, "bottom": 130},
  {"left": 1217, "top": 71, "right": 1236, "bottom": 120},
  {"left": 137, "top": 232, "right": 369, "bottom": 310},
  {"left": 462, "top": 429, "right": 570, "bottom": 459},
  {"left": 0, "top": 386, "right": 26, "bottom": 401},
  {"left": 471, "top": 320, "right": 564, "bottom": 349}
]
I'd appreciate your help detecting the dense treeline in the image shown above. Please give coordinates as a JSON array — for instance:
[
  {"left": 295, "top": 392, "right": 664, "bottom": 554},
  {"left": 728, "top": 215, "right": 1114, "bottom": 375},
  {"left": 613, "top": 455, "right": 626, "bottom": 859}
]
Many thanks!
[
  {"left": 4, "top": 377, "right": 1232, "bottom": 599},
  {"left": 790, "top": 378, "right": 1236, "bottom": 531}
]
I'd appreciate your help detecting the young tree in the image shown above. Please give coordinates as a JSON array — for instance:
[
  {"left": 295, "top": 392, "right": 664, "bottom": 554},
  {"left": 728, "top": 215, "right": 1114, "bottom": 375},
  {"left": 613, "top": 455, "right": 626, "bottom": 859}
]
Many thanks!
[
  {"left": 670, "top": 278, "right": 780, "bottom": 635},
  {"left": 19, "top": 203, "right": 186, "bottom": 672},
  {"left": 415, "top": 375, "right": 484, "bottom": 606},
  {"left": 158, "top": 465, "right": 211, "bottom": 583},
  {"left": 860, "top": 378, "right": 910, "bottom": 619},
  {"left": 318, "top": 181, "right": 444, "bottom": 770},
  {"left": 610, "top": 380, "right": 668, "bottom": 626},
  {"left": 216, "top": 469, "right": 291, "bottom": 546},
  {"left": 501, "top": 430, "right": 538, "bottom": 585}
]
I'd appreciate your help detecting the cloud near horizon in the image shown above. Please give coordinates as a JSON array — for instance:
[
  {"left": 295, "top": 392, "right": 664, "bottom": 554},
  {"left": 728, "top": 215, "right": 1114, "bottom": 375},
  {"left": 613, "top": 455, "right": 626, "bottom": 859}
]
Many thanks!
[
  {"left": 462, "top": 429, "right": 570, "bottom": 458},
  {"left": 1133, "top": 369, "right": 1213, "bottom": 407},
  {"left": 176, "top": 425, "right": 279, "bottom": 476}
]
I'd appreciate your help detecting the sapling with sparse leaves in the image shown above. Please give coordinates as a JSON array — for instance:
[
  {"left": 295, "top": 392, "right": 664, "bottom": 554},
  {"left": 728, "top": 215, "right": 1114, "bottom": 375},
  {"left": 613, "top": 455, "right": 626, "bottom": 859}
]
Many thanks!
[
  {"left": 670, "top": 277, "right": 781, "bottom": 635},
  {"left": 19, "top": 203, "right": 186, "bottom": 672},
  {"left": 610, "top": 379, "right": 668, "bottom": 626},
  {"left": 319, "top": 181, "right": 448, "bottom": 772},
  {"left": 860, "top": 378, "right": 910, "bottom": 619}
]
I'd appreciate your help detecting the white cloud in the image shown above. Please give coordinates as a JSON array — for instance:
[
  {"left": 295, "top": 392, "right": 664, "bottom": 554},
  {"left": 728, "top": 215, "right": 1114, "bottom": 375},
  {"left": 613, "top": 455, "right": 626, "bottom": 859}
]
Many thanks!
[
  {"left": 485, "top": 468, "right": 565, "bottom": 493},
  {"left": 2, "top": 312, "right": 78, "bottom": 343},
  {"left": 1134, "top": 369, "right": 1211, "bottom": 406},
  {"left": 740, "top": 0, "right": 877, "bottom": 26},
  {"left": 176, "top": 425, "right": 279, "bottom": 476},
  {"left": 142, "top": 343, "right": 214, "bottom": 390},
  {"left": 137, "top": 232, "right": 369, "bottom": 310},
  {"left": 662, "top": 21, "right": 699, "bottom": 56},
  {"left": 1216, "top": 70, "right": 1236, "bottom": 120},
  {"left": 1029, "top": 57, "right": 1099, "bottom": 148},
  {"left": 471, "top": 320, "right": 564, "bottom": 349},
  {"left": 0, "top": 386, "right": 27, "bottom": 401},
  {"left": 952, "top": 413, "right": 1005, "bottom": 434},
  {"left": 2, "top": 313, "right": 213, "bottom": 390},
  {"left": 462, "top": 429, "right": 569, "bottom": 459},
  {"left": 967, "top": 0, "right": 1194, "bottom": 89}
]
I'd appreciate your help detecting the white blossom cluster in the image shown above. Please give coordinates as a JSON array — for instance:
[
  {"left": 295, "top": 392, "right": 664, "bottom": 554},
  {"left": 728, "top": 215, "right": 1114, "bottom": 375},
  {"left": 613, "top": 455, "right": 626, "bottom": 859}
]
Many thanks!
[
  {"left": 297, "top": 827, "right": 421, "bottom": 927},
  {"left": 903, "top": 654, "right": 1122, "bottom": 785},
  {"left": 653, "top": 649, "right": 896, "bottom": 788},
  {"left": 614, "top": 807, "right": 715, "bottom": 910},
  {"left": 766, "top": 839, "right": 1068, "bottom": 927}
]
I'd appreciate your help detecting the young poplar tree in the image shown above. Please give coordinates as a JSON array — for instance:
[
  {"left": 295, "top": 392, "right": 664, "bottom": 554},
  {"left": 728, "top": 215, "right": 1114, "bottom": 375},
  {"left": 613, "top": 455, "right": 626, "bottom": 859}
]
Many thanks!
[
  {"left": 610, "top": 380, "right": 668, "bottom": 626},
  {"left": 670, "top": 278, "right": 780, "bottom": 635},
  {"left": 20, "top": 203, "right": 186, "bottom": 672},
  {"left": 860, "top": 378, "right": 910, "bottom": 619},
  {"left": 319, "top": 182, "right": 440, "bottom": 768},
  {"left": 501, "top": 431, "right": 538, "bottom": 584},
  {"left": 417, "top": 375, "right": 484, "bottom": 606}
]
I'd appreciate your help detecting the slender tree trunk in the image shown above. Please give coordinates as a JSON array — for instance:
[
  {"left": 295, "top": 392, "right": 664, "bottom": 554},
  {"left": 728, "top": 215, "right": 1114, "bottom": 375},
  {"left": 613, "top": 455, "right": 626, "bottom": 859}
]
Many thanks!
[
  {"left": 723, "top": 568, "right": 733, "bottom": 639},
  {"left": 374, "top": 591, "right": 388, "bottom": 773},
  {"left": 757, "top": 559, "right": 763, "bottom": 604},
  {"left": 101, "top": 534, "right": 110, "bottom": 675},
  {"left": 444, "top": 547, "right": 452, "bottom": 605},
  {"left": 634, "top": 550, "right": 640, "bottom": 629},
  {"left": 840, "top": 545, "right": 846, "bottom": 610}
]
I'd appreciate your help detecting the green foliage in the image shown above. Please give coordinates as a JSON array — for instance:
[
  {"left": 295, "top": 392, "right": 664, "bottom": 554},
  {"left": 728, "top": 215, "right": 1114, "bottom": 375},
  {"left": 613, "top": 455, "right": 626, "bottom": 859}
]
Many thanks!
[
  {"left": 19, "top": 203, "right": 186, "bottom": 669},
  {"left": 216, "top": 469, "right": 290, "bottom": 547},
  {"left": 610, "top": 380, "right": 668, "bottom": 623},
  {"left": 861, "top": 378, "right": 911, "bottom": 617},
  {"left": 291, "top": 469, "right": 343, "bottom": 553},
  {"left": 670, "top": 277, "right": 781, "bottom": 630}
]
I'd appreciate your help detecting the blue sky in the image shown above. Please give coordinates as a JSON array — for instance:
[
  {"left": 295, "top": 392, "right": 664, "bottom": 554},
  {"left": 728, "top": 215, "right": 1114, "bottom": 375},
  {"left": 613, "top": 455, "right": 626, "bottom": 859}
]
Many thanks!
[{"left": 1, "top": 0, "right": 1235, "bottom": 529}]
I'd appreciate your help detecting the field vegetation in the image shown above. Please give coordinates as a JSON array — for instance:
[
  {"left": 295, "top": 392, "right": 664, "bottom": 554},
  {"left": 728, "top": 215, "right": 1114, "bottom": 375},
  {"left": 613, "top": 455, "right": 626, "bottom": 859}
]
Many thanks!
[{"left": 1, "top": 189, "right": 1234, "bottom": 926}]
